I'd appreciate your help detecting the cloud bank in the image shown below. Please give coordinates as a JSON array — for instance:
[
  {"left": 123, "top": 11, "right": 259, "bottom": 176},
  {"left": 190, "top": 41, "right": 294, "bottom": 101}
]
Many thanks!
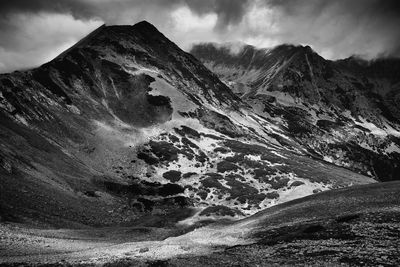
[{"left": 0, "top": 0, "right": 399, "bottom": 73}]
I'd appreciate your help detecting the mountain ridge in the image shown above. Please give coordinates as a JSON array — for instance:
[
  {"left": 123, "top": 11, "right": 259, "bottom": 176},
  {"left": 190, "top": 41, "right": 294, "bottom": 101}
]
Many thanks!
[
  {"left": 191, "top": 42, "right": 400, "bottom": 181},
  {"left": 0, "top": 21, "right": 374, "bottom": 228},
  {"left": 1, "top": 20, "right": 399, "bottom": 266}
]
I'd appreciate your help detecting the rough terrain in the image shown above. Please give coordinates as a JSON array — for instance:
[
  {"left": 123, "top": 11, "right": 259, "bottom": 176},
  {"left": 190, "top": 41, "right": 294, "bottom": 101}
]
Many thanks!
[{"left": 0, "top": 21, "right": 399, "bottom": 266}]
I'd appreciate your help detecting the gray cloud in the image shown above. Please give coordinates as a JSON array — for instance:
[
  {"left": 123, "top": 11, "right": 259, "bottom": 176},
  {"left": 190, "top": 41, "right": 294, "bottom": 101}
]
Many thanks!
[
  {"left": 184, "top": 0, "right": 250, "bottom": 29},
  {"left": 261, "top": 0, "right": 400, "bottom": 58},
  {"left": 0, "top": 0, "right": 399, "bottom": 73},
  {"left": 0, "top": 0, "right": 95, "bottom": 20},
  {"left": 0, "top": 0, "right": 250, "bottom": 29}
]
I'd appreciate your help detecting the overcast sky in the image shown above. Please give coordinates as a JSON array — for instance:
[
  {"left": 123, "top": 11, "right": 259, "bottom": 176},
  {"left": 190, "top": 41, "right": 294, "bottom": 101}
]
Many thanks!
[{"left": 1, "top": 0, "right": 400, "bottom": 73}]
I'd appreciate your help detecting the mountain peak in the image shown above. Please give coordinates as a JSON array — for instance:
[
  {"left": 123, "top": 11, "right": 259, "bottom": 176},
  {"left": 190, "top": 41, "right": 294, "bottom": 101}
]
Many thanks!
[
  {"left": 50, "top": 20, "right": 169, "bottom": 65},
  {"left": 271, "top": 43, "right": 317, "bottom": 56},
  {"left": 105, "top": 20, "right": 162, "bottom": 38},
  {"left": 132, "top": 20, "right": 158, "bottom": 31}
]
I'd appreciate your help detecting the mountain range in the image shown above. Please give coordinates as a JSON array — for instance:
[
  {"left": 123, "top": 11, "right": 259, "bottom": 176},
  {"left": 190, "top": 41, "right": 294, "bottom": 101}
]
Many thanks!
[
  {"left": 191, "top": 42, "right": 400, "bottom": 181},
  {"left": 0, "top": 21, "right": 399, "bottom": 266}
]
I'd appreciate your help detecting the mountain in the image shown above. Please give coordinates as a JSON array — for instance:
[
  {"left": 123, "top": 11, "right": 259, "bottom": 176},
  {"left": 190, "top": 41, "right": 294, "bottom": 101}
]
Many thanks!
[
  {"left": 191, "top": 42, "right": 400, "bottom": 181},
  {"left": 1, "top": 21, "right": 398, "bottom": 266},
  {"left": 0, "top": 22, "right": 376, "bottom": 229}
]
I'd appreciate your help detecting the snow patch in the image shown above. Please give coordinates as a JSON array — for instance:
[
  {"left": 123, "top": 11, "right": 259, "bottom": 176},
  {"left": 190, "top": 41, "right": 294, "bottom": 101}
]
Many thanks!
[{"left": 386, "top": 142, "right": 400, "bottom": 154}]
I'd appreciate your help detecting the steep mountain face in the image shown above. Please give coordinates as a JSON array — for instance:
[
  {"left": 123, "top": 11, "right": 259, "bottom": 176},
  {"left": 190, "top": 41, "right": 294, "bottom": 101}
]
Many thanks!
[
  {"left": 0, "top": 22, "right": 373, "bottom": 227},
  {"left": 191, "top": 43, "right": 400, "bottom": 181}
]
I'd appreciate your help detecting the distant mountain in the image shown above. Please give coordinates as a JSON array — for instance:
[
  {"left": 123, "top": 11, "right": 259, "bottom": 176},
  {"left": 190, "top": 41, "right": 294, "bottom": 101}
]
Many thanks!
[
  {"left": 0, "top": 22, "right": 373, "bottom": 227},
  {"left": 191, "top": 42, "right": 400, "bottom": 181}
]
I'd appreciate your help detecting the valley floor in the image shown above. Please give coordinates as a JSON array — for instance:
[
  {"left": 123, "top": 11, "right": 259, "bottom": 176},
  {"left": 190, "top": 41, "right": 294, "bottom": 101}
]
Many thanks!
[{"left": 1, "top": 181, "right": 400, "bottom": 266}]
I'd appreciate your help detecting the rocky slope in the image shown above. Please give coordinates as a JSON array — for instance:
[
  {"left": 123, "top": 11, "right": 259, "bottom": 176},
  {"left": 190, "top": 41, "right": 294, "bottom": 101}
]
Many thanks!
[
  {"left": 1, "top": 181, "right": 399, "bottom": 266},
  {"left": 191, "top": 43, "right": 400, "bottom": 181},
  {"left": 0, "top": 22, "right": 374, "bottom": 228}
]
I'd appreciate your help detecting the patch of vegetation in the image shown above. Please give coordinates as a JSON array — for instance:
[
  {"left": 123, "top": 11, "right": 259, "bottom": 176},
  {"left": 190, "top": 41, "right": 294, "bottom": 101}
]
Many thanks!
[
  {"left": 217, "top": 160, "right": 241, "bottom": 173},
  {"left": 158, "top": 183, "right": 185, "bottom": 197},
  {"left": 181, "top": 137, "right": 199, "bottom": 149},
  {"left": 137, "top": 151, "right": 159, "bottom": 165},
  {"left": 328, "top": 142, "right": 400, "bottom": 181},
  {"left": 139, "top": 140, "right": 199, "bottom": 165},
  {"left": 201, "top": 133, "right": 224, "bottom": 140},
  {"left": 196, "top": 151, "right": 208, "bottom": 163},
  {"left": 270, "top": 177, "right": 290, "bottom": 190},
  {"left": 201, "top": 176, "right": 226, "bottom": 191},
  {"left": 266, "top": 191, "right": 280, "bottom": 199},
  {"left": 225, "top": 153, "right": 245, "bottom": 163},
  {"left": 197, "top": 190, "right": 208, "bottom": 200},
  {"left": 162, "top": 170, "right": 182, "bottom": 182},
  {"left": 253, "top": 168, "right": 277, "bottom": 180},
  {"left": 213, "top": 147, "right": 230, "bottom": 153},
  {"left": 260, "top": 153, "right": 284, "bottom": 164},
  {"left": 146, "top": 94, "right": 171, "bottom": 107},
  {"left": 168, "top": 134, "right": 180, "bottom": 143},
  {"left": 353, "top": 124, "right": 371, "bottom": 132},
  {"left": 174, "top": 126, "right": 201, "bottom": 138},
  {"left": 198, "top": 109, "right": 243, "bottom": 138},
  {"left": 148, "top": 141, "right": 180, "bottom": 162},
  {"left": 224, "top": 140, "right": 266, "bottom": 155},
  {"left": 225, "top": 177, "right": 263, "bottom": 204},
  {"left": 182, "top": 172, "right": 197, "bottom": 179},
  {"left": 206, "top": 173, "right": 224, "bottom": 179},
  {"left": 275, "top": 106, "right": 320, "bottom": 136},
  {"left": 199, "top": 205, "right": 242, "bottom": 217},
  {"left": 290, "top": 181, "right": 305, "bottom": 187}
]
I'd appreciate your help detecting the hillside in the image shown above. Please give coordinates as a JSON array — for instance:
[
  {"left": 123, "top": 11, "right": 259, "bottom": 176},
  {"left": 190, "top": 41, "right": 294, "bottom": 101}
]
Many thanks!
[
  {"left": 1, "top": 181, "right": 399, "bottom": 266},
  {"left": 191, "top": 43, "right": 400, "bottom": 181},
  {"left": 0, "top": 22, "right": 375, "bottom": 228},
  {"left": 0, "top": 21, "right": 397, "bottom": 266}
]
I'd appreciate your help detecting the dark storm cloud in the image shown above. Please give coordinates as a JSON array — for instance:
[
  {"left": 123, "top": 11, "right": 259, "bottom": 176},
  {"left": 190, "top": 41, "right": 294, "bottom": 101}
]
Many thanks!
[
  {"left": 262, "top": 0, "right": 400, "bottom": 58},
  {"left": 0, "top": 0, "right": 252, "bottom": 73},
  {"left": 184, "top": 0, "right": 250, "bottom": 29},
  {"left": 1, "top": 0, "right": 400, "bottom": 73},
  {"left": 266, "top": 0, "right": 400, "bottom": 16},
  {"left": 0, "top": 0, "right": 250, "bottom": 29},
  {"left": 0, "top": 0, "right": 95, "bottom": 20}
]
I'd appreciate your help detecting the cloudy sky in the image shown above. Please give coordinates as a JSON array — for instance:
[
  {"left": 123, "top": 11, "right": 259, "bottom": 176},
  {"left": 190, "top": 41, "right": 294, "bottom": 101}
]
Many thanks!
[{"left": 1, "top": 0, "right": 400, "bottom": 73}]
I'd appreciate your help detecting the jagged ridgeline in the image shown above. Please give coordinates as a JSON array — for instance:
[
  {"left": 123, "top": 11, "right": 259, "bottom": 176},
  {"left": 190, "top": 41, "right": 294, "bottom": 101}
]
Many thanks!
[
  {"left": 1, "top": 20, "right": 400, "bottom": 267},
  {"left": 0, "top": 21, "right": 376, "bottom": 227},
  {"left": 191, "top": 43, "right": 400, "bottom": 181}
]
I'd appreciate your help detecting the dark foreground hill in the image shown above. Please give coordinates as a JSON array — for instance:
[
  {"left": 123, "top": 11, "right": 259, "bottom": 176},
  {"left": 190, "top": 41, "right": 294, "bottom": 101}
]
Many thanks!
[{"left": 1, "top": 181, "right": 399, "bottom": 266}]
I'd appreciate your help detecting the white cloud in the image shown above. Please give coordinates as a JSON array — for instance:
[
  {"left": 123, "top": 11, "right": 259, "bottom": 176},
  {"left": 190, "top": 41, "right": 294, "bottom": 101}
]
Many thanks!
[
  {"left": 168, "top": 6, "right": 218, "bottom": 50},
  {"left": 171, "top": 6, "right": 217, "bottom": 32},
  {"left": 0, "top": 13, "right": 102, "bottom": 73}
]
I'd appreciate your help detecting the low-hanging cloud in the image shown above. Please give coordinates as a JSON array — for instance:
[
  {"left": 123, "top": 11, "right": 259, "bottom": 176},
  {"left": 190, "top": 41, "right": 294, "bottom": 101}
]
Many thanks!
[
  {"left": 261, "top": 0, "right": 400, "bottom": 58},
  {"left": 0, "top": 0, "right": 399, "bottom": 73}
]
